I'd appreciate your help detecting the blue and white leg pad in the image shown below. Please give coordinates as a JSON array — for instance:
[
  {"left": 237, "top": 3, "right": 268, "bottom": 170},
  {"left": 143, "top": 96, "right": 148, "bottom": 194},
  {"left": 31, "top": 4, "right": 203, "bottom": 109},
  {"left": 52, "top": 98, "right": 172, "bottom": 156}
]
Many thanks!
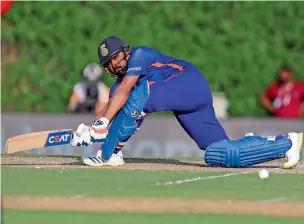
[
  {"left": 204, "top": 135, "right": 292, "bottom": 167},
  {"left": 101, "top": 79, "right": 149, "bottom": 160}
]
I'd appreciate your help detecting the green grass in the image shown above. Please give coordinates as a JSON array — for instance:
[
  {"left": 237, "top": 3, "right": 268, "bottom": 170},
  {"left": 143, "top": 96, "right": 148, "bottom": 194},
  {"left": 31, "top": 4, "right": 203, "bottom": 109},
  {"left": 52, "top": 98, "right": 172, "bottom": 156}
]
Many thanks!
[
  {"left": 2, "top": 167, "right": 304, "bottom": 201},
  {"left": 3, "top": 210, "right": 304, "bottom": 224}
]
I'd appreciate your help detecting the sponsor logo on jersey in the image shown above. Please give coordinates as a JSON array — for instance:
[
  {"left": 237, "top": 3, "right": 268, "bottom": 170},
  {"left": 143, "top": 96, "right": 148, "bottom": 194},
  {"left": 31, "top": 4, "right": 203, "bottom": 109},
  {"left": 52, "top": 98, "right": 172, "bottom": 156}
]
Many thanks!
[
  {"left": 45, "top": 130, "right": 72, "bottom": 147},
  {"left": 127, "top": 67, "right": 141, "bottom": 72}
]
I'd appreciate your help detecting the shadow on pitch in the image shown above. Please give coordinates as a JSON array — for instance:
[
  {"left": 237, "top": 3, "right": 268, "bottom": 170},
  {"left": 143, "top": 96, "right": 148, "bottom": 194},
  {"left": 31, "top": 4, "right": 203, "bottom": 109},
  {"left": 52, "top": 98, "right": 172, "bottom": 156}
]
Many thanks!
[
  {"left": 2, "top": 155, "right": 282, "bottom": 169},
  {"left": 124, "top": 158, "right": 281, "bottom": 169},
  {"left": 124, "top": 158, "right": 209, "bottom": 168}
]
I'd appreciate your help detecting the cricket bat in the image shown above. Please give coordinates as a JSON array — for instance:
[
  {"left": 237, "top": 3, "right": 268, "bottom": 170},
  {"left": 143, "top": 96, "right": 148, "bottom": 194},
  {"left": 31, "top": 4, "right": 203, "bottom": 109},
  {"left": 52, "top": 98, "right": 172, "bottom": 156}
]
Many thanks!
[{"left": 5, "top": 129, "right": 73, "bottom": 154}]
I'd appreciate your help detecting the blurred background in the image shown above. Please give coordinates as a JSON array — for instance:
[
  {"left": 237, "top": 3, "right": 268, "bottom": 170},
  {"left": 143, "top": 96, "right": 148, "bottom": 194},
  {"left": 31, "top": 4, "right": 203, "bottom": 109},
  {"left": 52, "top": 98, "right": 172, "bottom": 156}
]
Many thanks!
[{"left": 1, "top": 1, "right": 304, "bottom": 158}]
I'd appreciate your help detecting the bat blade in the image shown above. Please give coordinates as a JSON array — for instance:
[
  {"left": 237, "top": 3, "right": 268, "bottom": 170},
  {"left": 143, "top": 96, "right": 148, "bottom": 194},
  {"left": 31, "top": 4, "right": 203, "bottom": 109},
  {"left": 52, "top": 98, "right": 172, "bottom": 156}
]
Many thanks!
[{"left": 5, "top": 129, "right": 73, "bottom": 154}]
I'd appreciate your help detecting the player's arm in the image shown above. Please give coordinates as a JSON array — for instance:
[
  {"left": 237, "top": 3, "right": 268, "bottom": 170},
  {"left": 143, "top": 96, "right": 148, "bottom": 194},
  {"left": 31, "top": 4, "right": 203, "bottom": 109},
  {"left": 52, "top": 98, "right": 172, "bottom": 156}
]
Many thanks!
[
  {"left": 87, "top": 75, "right": 140, "bottom": 143},
  {"left": 68, "top": 83, "right": 86, "bottom": 112},
  {"left": 88, "top": 48, "right": 149, "bottom": 142},
  {"left": 260, "top": 87, "right": 276, "bottom": 113},
  {"left": 102, "top": 75, "right": 140, "bottom": 121},
  {"left": 260, "top": 94, "right": 276, "bottom": 113},
  {"left": 68, "top": 92, "right": 80, "bottom": 112},
  {"left": 95, "top": 102, "right": 109, "bottom": 118},
  {"left": 95, "top": 85, "right": 111, "bottom": 115}
]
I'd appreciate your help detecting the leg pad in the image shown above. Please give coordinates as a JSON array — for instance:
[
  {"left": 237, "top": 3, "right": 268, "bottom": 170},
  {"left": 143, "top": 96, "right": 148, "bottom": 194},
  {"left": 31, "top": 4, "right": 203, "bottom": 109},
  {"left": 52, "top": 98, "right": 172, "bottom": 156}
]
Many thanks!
[
  {"left": 204, "top": 136, "right": 291, "bottom": 168},
  {"left": 101, "top": 79, "right": 149, "bottom": 160}
]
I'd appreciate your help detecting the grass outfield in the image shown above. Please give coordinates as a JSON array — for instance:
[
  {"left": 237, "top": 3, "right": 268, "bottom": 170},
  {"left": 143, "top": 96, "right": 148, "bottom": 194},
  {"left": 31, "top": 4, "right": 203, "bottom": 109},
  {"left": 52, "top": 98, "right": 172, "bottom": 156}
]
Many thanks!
[
  {"left": 3, "top": 210, "right": 304, "bottom": 224},
  {"left": 2, "top": 162, "right": 304, "bottom": 224},
  {"left": 2, "top": 167, "right": 304, "bottom": 201}
]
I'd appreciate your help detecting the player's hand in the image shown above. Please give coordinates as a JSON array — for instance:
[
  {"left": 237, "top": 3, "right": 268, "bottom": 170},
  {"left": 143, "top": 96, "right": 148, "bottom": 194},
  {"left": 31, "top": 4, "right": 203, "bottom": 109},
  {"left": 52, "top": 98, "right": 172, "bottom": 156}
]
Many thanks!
[
  {"left": 89, "top": 117, "right": 109, "bottom": 143},
  {"left": 71, "top": 123, "right": 92, "bottom": 147}
]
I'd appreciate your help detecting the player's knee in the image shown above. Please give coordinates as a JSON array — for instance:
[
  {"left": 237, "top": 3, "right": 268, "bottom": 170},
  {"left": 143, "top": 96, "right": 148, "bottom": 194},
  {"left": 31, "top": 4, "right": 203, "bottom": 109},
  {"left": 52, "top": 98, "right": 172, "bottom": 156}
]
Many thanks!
[
  {"left": 195, "top": 140, "right": 210, "bottom": 151},
  {"left": 204, "top": 136, "right": 291, "bottom": 168}
]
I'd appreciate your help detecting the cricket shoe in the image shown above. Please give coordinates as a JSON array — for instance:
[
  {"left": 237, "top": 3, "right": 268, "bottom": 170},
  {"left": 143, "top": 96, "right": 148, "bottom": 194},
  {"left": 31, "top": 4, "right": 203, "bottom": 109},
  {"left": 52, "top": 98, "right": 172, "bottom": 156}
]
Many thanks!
[
  {"left": 81, "top": 150, "right": 125, "bottom": 167},
  {"left": 283, "top": 132, "right": 304, "bottom": 169}
]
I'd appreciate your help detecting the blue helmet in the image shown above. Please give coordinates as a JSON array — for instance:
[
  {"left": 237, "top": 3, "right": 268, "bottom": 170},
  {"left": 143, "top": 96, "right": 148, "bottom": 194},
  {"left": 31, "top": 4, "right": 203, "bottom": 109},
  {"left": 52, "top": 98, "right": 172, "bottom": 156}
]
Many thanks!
[{"left": 97, "top": 36, "right": 130, "bottom": 67}]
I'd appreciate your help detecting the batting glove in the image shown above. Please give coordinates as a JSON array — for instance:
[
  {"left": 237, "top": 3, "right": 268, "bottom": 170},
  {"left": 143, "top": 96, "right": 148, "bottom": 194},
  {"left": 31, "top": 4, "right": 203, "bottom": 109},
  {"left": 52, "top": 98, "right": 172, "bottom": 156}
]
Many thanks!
[
  {"left": 89, "top": 117, "right": 109, "bottom": 143},
  {"left": 71, "top": 123, "right": 92, "bottom": 147}
]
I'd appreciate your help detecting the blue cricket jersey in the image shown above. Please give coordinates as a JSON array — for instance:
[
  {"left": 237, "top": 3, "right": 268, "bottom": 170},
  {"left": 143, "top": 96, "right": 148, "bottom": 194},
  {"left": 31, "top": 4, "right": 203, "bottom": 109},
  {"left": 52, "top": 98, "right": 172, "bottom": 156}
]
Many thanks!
[{"left": 125, "top": 46, "right": 196, "bottom": 84}]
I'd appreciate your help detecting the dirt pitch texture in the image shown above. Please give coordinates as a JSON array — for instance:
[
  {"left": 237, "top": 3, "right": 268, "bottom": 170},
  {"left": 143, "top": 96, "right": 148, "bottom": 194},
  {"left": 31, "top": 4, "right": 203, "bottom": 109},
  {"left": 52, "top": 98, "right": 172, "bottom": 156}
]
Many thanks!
[
  {"left": 2, "top": 156, "right": 304, "bottom": 217},
  {"left": 3, "top": 196, "right": 304, "bottom": 217},
  {"left": 1, "top": 156, "right": 304, "bottom": 173}
]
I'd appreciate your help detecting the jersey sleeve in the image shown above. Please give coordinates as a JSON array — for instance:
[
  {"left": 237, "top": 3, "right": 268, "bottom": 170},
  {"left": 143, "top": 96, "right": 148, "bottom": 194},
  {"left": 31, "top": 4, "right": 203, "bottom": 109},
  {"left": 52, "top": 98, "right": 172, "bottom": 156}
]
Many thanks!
[{"left": 125, "top": 47, "right": 155, "bottom": 77}]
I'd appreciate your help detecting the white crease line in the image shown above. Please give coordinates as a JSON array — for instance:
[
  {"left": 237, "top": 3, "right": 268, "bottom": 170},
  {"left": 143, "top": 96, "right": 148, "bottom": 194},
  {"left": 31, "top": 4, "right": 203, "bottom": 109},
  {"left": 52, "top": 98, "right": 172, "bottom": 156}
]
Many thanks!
[
  {"left": 70, "top": 194, "right": 86, "bottom": 198},
  {"left": 156, "top": 170, "right": 253, "bottom": 186},
  {"left": 271, "top": 167, "right": 280, "bottom": 171},
  {"left": 262, "top": 197, "right": 287, "bottom": 203},
  {"left": 156, "top": 167, "right": 281, "bottom": 186}
]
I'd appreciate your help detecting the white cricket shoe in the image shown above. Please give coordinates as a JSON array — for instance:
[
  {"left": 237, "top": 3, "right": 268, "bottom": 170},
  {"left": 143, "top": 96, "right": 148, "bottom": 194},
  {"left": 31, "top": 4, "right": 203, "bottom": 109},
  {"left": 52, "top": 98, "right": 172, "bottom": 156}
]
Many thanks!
[
  {"left": 81, "top": 150, "right": 125, "bottom": 167},
  {"left": 283, "top": 132, "right": 304, "bottom": 169}
]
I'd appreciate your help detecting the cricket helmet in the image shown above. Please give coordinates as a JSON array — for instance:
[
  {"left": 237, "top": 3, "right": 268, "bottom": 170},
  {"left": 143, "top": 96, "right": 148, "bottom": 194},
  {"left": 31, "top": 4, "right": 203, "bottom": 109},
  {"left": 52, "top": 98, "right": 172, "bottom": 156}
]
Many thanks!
[{"left": 97, "top": 36, "right": 131, "bottom": 67}]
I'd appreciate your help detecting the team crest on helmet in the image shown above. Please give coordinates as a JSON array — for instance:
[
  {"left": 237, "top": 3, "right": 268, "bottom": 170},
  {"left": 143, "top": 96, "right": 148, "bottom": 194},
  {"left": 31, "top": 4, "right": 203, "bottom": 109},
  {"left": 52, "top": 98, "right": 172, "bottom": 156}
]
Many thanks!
[{"left": 100, "top": 44, "right": 108, "bottom": 56}]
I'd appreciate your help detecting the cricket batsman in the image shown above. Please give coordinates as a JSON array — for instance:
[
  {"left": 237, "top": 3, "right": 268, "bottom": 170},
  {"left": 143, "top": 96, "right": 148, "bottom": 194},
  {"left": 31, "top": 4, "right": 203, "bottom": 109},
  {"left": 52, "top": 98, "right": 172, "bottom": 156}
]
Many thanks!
[{"left": 70, "top": 36, "right": 303, "bottom": 169}]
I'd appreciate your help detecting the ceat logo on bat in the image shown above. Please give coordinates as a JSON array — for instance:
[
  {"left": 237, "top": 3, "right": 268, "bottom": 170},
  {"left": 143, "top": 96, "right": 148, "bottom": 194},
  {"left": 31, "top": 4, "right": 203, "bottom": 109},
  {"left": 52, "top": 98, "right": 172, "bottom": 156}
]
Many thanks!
[{"left": 45, "top": 130, "right": 72, "bottom": 147}]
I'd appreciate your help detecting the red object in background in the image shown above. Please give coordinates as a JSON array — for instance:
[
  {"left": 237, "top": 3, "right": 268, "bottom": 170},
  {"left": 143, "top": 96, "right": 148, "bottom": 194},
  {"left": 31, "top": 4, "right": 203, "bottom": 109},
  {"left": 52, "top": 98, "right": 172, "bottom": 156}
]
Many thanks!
[
  {"left": 1, "top": 0, "right": 14, "bottom": 16},
  {"left": 264, "top": 81, "right": 304, "bottom": 118}
]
